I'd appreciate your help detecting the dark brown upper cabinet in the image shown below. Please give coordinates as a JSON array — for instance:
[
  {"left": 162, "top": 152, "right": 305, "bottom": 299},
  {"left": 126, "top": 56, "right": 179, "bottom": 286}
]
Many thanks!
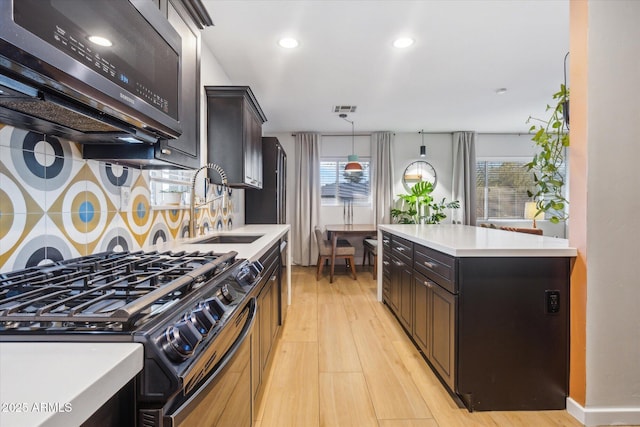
[{"left": 205, "top": 86, "right": 267, "bottom": 188}]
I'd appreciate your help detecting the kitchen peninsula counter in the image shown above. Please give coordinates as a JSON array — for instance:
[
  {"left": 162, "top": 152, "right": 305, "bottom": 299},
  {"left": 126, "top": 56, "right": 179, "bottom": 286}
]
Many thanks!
[
  {"left": 377, "top": 224, "right": 576, "bottom": 258},
  {"left": 156, "top": 224, "right": 292, "bottom": 305},
  {"left": 0, "top": 343, "right": 142, "bottom": 427},
  {"left": 377, "top": 224, "right": 576, "bottom": 412},
  {"left": 154, "top": 224, "right": 290, "bottom": 261}
]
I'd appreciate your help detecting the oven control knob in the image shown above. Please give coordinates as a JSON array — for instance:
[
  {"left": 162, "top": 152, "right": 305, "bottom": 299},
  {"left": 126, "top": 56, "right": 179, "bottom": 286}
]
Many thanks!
[
  {"left": 248, "top": 261, "right": 264, "bottom": 280},
  {"left": 200, "top": 298, "right": 223, "bottom": 323},
  {"left": 217, "top": 283, "right": 237, "bottom": 304},
  {"left": 162, "top": 320, "right": 203, "bottom": 362},
  {"left": 187, "top": 308, "right": 215, "bottom": 336}
]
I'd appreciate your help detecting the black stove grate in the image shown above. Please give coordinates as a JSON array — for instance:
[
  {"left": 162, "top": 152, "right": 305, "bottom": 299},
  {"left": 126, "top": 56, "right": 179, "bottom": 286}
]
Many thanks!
[{"left": 0, "top": 250, "right": 238, "bottom": 330}]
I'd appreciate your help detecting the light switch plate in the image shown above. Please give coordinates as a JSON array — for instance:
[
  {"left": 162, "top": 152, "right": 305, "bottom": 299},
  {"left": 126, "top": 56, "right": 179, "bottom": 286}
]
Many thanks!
[{"left": 120, "top": 186, "right": 131, "bottom": 212}]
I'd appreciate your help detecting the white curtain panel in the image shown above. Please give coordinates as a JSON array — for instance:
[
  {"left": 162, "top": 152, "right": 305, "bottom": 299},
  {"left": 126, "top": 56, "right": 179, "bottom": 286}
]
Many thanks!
[
  {"left": 452, "top": 131, "right": 477, "bottom": 225},
  {"left": 292, "top": 132, "right": 321, "bottom": 266},
  {"left": 371, "top": 132, "right": 395, "bottom": 225}
]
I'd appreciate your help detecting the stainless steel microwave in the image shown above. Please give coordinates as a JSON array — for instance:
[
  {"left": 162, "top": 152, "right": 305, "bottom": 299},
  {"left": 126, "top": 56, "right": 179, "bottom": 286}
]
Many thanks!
[{"left": 0, "top": 0, "right": 182, "bottom": 144}]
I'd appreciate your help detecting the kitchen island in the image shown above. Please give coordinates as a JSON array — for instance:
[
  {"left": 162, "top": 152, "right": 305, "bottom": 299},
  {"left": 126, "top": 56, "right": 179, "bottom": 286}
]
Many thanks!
[{"left": 377, "top": 224, "right": 576, "bottom": 412}]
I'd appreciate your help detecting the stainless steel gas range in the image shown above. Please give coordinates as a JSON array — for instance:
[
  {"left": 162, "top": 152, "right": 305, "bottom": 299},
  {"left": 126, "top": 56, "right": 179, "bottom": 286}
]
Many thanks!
[{"left": 0, "top": 249, "right": 268, "bottom": 426}]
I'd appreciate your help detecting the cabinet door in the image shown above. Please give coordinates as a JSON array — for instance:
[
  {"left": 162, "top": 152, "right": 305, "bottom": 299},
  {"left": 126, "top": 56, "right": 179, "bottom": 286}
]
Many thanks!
[
  {"left": 388, "top": 257, "right": 402, "bottom": 314},
  {"left": 159, "top": 0, "right": 200, "bottom": 168},
  {"left": 252, "top": 115, "right": 263, "bottom": 187},
  {"left": 413, "top": 274, "right": 431, "bottom": 356},
  {"left": 251, "top": 327, "right": 261, "bottom": 400},
  {"left": 270, "top": 272, "right": 280, "bottom": 342},
  {"left": 399, "top": 264, "right": 413, "bottom": 333},
  {"left": 430, "top": 284, "right": 456, "bottom": 390},
  {"left": 259, "top": 284, "right": 273, "bottom": 370},
  {"left": 242, "top": 103, "right": 263, "bottom": 188}
]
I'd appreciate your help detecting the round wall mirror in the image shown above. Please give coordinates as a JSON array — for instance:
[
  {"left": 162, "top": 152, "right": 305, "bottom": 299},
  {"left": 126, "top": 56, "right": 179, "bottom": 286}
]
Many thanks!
[{"left": 402, "top": 160, "right": 437, "bottom": 191}]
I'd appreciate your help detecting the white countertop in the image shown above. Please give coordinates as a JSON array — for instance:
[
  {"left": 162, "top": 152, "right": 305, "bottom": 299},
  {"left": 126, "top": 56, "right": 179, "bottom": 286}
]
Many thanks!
[
  {"left": 0, "top": 343, "right": 143, "bottom": 427},
  {"left": 153, "top": 224, "right": 290, "bottom": 261},
  {"left": 378, "top": 224, "right": 577, "bottom": 257}
]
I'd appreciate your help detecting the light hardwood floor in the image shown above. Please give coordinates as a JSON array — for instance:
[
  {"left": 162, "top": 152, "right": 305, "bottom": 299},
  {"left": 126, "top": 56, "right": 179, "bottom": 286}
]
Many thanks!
[{"left": 254, "top": 266, "right": 591, "bottom": 427}]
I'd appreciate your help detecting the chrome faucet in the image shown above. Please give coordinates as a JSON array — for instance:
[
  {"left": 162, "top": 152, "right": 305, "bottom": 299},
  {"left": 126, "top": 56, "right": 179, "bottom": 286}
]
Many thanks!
[{"left": 189, "top": 163, "right": 228, "bottom": 238}]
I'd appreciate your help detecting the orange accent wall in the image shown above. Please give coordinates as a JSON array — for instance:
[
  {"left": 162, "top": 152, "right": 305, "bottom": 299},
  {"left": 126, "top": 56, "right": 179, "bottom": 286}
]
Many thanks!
[{"left": 568, "top": 0, "right": 588, "bottom": 407}]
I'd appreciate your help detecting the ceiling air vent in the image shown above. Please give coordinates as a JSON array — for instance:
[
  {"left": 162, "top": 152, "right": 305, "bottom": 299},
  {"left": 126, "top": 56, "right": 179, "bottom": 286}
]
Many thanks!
[{"left": 333, "top": 105, "right": 357, "bottom": 113}]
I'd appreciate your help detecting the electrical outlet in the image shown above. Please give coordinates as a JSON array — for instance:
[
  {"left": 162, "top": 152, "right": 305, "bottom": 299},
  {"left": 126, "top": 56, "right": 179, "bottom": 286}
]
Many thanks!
[
  {"left": 120, "top": 186, "right": 131, "bottom": 212},
  {"left": 545, "top": 290, "right": 561, "bottom": 314}
]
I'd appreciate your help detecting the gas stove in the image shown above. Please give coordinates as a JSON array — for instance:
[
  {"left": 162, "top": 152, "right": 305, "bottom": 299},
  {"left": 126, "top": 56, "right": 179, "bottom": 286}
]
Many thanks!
[{"left": 0, "top": 249, "right": 265, "bottom": 408}]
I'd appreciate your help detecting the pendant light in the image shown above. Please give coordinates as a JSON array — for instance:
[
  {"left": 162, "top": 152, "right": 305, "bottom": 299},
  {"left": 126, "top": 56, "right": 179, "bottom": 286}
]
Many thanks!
[
  {"left": 340, "top": 113, "right": 362, "bottom": 173},
  {"left": 419, "top": 129, "right": 426, "bottom": 157}
]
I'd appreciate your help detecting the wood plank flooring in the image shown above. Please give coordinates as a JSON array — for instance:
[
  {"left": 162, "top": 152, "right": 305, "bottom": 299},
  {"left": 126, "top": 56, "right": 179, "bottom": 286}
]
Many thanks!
[{"left": 254, "top": 266, "right": 588, "bottom": 427}]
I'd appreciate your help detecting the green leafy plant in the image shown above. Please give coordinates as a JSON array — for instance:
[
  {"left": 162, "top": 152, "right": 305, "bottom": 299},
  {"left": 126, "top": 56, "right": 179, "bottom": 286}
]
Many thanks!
[
  {"left": 525, "top": 84, "right": 570, "bottom": 224},
  {"left": 390, "top": 181, "right": 460, "bottom": 224}
]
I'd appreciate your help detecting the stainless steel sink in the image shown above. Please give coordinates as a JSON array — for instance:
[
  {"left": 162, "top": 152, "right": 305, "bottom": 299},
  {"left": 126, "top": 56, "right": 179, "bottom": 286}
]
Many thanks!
[{"left": 189, "top": 234, "right": 263, "bottom": 244}]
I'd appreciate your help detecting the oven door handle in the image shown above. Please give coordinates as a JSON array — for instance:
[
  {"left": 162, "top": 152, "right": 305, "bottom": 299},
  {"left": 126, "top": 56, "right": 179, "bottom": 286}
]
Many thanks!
[{"left": 167, "top": 297, "right": 257, "bottom": 425}]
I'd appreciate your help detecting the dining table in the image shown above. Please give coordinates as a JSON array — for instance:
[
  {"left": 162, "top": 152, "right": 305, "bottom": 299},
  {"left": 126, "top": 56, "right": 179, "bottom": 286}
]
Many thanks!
[{"left": 325, "top": 224, "right": 377, "bottom": 283}]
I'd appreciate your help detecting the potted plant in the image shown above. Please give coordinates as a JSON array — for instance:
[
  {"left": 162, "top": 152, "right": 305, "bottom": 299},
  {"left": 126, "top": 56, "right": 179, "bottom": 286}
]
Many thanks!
[
  {"left": 525, "top": 84, "right": 570, "bottom": 224},
  {"left": 391, "top": 181, "right": 460, "bottom": 224},
  {"left": 161, "top": 187, "right": 185, "bottom": 205}
]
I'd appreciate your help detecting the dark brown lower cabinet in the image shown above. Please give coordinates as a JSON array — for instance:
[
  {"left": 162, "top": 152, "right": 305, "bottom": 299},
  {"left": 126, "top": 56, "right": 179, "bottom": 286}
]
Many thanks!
[
  {"left": 412, "top": 272, "right": 456, "bottom": 391},
  {"left": 398, "top": 261, "right": 413, "bottom": 333},
  {"left": 251, "top": 242, "right": 283, "bottom": 405},
  {"left": 384, "top": 230, "right": 571, "bottom": 412},
  {"left": 412, "top": 274, "right": 430, "bottom": 358},
  {"left": 388, "top": 257, "right": 401, "bottom": 314},
  {"left": 429, "top": 281, "right": 456, "bottom": 391}
]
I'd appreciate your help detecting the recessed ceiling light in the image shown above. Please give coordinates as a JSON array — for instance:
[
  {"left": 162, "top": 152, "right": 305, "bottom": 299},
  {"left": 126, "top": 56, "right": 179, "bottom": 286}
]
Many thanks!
[
  {"left": 393, "top": 37, "right": 414, "bottom": 49},
  {"left": 278, "top": 37, "right": 299, "bottom": 49},
  {"left": 87, "top": 35, "right": 113, "bottom": 47},
  {"left": 495, "top": 88, "right": 508, "bottom": 95}
]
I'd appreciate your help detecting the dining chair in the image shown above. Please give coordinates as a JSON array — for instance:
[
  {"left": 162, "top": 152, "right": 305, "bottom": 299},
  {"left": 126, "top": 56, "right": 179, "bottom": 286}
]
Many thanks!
[
  {"left": 362, "top": 238, "right": 378, "bottom": 277},
  {"left": 314, "top": 226, "right": 356, "bottom": 281}
]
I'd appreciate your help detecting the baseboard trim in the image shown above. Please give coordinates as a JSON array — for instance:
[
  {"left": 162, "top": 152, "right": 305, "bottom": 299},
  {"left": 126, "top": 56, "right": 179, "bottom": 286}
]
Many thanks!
[{"left": 567, "top": 397, "right": 640, "bottom": 426}]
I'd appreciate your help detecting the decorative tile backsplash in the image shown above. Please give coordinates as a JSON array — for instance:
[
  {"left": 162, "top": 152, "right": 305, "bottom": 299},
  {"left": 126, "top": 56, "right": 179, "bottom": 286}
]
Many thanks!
[{"left": 0, "top": 124, "right": 233, "bottom": 273}]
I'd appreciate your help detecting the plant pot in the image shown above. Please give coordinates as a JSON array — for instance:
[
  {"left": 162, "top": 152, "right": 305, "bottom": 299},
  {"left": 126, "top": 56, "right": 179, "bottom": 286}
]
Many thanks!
[{"left": 162, "top": 192, "right": 182, "bottom": 205}]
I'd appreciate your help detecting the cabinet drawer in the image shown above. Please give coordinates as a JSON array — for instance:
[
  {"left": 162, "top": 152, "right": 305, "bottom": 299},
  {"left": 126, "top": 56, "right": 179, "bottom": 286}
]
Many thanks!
[
  {"left": 391, "top": 235, "right": 413, "bottom": 263},
  {"left": 382, "top": 252, "right": 391, "bottom": 278},
  {"left": 414, "top": 244, "right": 456, "bottom": 293}
]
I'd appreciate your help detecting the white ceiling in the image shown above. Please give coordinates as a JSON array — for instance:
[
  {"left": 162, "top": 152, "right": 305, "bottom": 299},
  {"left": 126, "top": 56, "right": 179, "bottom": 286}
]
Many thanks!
[{"left": 200, "top": 0, "right": 569, "bottom": 134}]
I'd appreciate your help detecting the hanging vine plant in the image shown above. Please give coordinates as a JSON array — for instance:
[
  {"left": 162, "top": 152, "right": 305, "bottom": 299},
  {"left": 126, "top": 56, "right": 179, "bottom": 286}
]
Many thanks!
[{"left": 525, "top": 84, "right": 570, "bottom": 224}]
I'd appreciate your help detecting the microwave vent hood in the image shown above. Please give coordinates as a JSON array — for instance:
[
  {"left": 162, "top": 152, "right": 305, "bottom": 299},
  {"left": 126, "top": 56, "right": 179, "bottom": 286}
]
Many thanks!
[
  {"left": 0, "top": 0, "right": 182, "bottom": 145},
  {"left": 0, "top": 74, "right": 161, "bottom": 143}
]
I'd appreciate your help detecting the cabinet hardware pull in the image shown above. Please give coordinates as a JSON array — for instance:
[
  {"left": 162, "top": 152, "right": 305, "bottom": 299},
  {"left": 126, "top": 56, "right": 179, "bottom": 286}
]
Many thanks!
[
  {"left": 383, "top": 239, "right": 390, "bottom": 244},
  {"left": 393, "top": 260, "right": 403, "bottom": 267},
  {"left": 382, "top": 261, "right": 390, "bottom": 266},
  {"left": 161, "top": 148, "right": 172, "bottom": 155},
  {"left": 395, "top": 247, "right": 405, "bottom": 252},
  {"left": 424, "top": 281, "right": 432, "bottom": 288},
  {"left": 423, "top": 261, "right": 435, "bottom": 269}
]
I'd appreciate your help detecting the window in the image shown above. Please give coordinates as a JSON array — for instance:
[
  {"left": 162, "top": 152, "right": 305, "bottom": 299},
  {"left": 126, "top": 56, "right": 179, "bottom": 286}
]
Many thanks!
[
  {"left": 149, "top": 169, "right": 191, "bottom": 207},
  {"left": 320, "top": 158, "right": 371, "bottom": 206},
  {"left": 476, "top": 160, "right": 566, "bottom": 220}
]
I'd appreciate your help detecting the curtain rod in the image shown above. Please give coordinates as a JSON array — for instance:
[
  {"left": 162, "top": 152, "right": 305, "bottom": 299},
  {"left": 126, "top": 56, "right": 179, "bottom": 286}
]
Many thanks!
[
  {"left": 290, "top": 131, "right": 531, "bottom": 137},
  {"left": 291, "top": 132, "right": 373, "bottom": 137}
]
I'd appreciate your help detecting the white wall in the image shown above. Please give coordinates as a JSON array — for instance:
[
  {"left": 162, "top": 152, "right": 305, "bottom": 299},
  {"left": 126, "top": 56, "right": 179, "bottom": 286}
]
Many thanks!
[
  {"left": 585, "top": 0, "right": 640, "bottom": 412},
  {"left": 391, "top": 132, "right": 454, "bottom": 215},
  {"left": 267, "top": 131, "right": 568, "bottom": 259}
]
